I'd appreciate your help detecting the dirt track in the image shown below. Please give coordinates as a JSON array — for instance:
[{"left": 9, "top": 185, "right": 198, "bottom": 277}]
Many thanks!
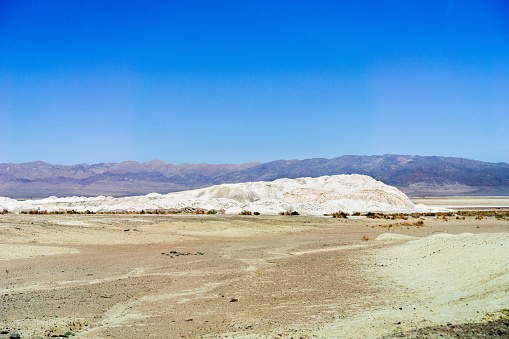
[{"left": 0, "top": 214, "right": 508, "bottom": 338}]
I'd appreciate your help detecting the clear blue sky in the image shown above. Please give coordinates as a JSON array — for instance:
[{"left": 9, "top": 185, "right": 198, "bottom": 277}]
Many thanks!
[{"left": 1, "top": 0, "right": 508, "bottom": 165}]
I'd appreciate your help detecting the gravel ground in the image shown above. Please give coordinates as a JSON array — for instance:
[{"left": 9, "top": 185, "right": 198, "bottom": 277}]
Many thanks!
[{"left": 0, "top": 213, "right": 507, "bottom": 338}]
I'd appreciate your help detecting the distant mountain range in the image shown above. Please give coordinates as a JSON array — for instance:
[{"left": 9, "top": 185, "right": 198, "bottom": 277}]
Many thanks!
[{"left": 1, "top": 155, "right": 509, "bottom": 198}]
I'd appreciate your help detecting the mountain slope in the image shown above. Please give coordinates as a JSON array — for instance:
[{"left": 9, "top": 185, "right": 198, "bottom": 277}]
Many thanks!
[{"left": 1, "top": 155, "right": 508, "bottom": 198}]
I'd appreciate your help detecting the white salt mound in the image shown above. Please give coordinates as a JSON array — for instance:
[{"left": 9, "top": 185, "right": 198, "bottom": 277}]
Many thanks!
[{"left": 0, "top": 174, "right": 438, "bottom": 215}]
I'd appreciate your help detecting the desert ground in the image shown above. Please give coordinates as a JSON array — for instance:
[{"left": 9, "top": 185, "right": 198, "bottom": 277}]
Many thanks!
[{"left": 0, "top": 202, "right": 508, "bottom": 338}]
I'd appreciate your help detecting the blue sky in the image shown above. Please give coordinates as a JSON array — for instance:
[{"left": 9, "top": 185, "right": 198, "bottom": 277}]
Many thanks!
[{"left": 1, "top": 0, "right": 508, "bottom": 165}]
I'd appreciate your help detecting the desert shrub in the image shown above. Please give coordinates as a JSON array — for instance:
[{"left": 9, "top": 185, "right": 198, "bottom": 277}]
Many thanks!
[
  {"left": 361, "top": 235, "right": 371, "bottom": 241},
  {"left": 253, "top": 212, "right": 260, "bottom": 215},
  {"left": 495, "top": 212, "right": 509, "bottom": 220},
  {"left": 1, "top": 209, "right": 10, "bottom": 214},
  {"left": 391, "top": 213, "right": 408, "bottom": 220},
  {"left": 331, "top": 211, "right": 349, "bottom": 218},
  {"left": 207, "top": 210, "right": 217, "bottom": 214},
  {"left": 475, "top": 214, "right": 483, "bottom": 220},
  {"left": 456, "top": 210, "right": 502, "bottom": 218},
  {"left": 352, "top": 212, "right": 361, "bottom": 216},
  {"left": 239, "top": 210, "right": 253, "bottom": 215},
  {"left": 365, "top": 212, "right": 390, "bottom": 219},
  {"left": 21, "top": 209, "right": 49, "bottom": 214},
  {"left": 279, "top": 211, "right": 299, "bottom": 216}
]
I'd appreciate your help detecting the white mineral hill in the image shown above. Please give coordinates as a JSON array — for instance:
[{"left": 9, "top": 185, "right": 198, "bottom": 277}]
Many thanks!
[{"left": 0, "top": 174, "right": 436, "bottom": 215}]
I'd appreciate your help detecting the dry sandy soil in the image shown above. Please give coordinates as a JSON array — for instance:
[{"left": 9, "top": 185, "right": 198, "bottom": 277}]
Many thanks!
[{"left": 0, "top": 208, "right": 508, "bottom": 338}]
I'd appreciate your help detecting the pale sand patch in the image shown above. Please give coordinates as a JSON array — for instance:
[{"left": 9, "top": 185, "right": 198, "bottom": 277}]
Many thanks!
[
  {"left": 0, "top": 244, "right": 79, "bottom": 260},
  {"left": 375, "top": 233, "right": 417, "bottom": 242},
  {"left": 317, "top": 232, "right": 509, "bottom": 338}
]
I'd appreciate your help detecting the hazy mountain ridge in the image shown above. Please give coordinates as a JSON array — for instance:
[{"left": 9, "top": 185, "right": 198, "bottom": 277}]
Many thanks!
[{"left": 1, "top": 155, "right": 508, "bottom": 198}]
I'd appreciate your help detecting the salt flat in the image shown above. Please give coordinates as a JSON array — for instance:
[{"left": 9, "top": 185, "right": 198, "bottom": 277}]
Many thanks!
[
  {"left": 412, "top": 196, "right": 509, "bottom": 209},
  {"left": 0, "top": 213, "right": 507, "bottom": 338}
]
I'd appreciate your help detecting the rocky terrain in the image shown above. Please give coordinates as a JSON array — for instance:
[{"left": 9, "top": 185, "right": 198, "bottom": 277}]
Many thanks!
[{"left": 1, "top": 155, "right": 509, "bottom": 199}]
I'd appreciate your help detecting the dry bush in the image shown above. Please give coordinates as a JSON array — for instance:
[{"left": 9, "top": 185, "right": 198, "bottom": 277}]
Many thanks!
[
  {"left": 365, "top": 212, "right": 390, "bottom": 219},
  {"left": 279, "top": 211, "right": 299, "bottom": 216},
  {"left": 391, "top": 213, "right": 408, "bottom": 220},
  {"left": 239, "top": 210, "right": 253, "bottom": 215},
  {"left": 377, "top": 220, "right": 424, "bottom": 229},
  {"left": 331, "top": 211, "right": 349, "bottom": 218},
  {"left": 361, "top": 235, "right": 371, "bottom": 241},
  {"left": 253, "top": 212, "right": 260, "bottom": 215},
  {"left": 457, "top": 210, "right": 509, "bottom": 218}
]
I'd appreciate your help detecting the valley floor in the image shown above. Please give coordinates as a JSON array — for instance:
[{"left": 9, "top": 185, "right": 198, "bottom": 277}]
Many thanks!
[{"left": 0, "top": 212, "right": 508, "bottom": 338}]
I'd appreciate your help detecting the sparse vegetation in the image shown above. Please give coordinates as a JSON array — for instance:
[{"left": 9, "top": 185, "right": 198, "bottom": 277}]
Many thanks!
[
  {"left": 16, "top": 208, "right": 226, "bottom": 215},
  {"left": 279, "top": 211, "right": 299, "bottom": 216},
  {"left": 11, "top": 208, "right": 509, "bottom": 220},
  {"left": 391, "top": 213, "right": 408, "bottom": 220},
  {"left": 238, "top": 210, "right": 253, "bottom": 215},
  {"left": 376, "top": 220, "right": 425, "bottom": 229},
  {"left": 365, "top": 212, "right": 390, "bottom": 219},
  {"left": 331, "top": 211, "right": 349, "bottom": 218}
]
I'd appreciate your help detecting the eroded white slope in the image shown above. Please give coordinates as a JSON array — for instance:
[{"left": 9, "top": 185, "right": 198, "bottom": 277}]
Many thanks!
[{"left": 0, "top": 174, "right": 433, "bottom": 215}]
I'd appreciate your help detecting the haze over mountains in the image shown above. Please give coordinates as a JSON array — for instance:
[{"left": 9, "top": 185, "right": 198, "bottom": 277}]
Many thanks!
[{"left": 1, "top": 155, "right": 508, "bottom": 199}]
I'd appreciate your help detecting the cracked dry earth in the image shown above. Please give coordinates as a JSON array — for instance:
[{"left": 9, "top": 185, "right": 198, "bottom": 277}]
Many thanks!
[{"left": 0, "top": 214, "right": 508, "bottom": 338}]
